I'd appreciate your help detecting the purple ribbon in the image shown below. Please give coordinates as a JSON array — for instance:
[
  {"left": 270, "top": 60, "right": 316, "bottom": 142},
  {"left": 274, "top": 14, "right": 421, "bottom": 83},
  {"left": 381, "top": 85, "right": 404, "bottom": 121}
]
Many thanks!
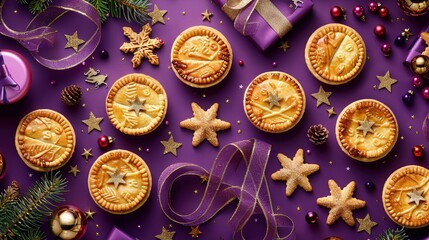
[
  {"left": 0, "top": 0, "right": 101, "bottom": 70},
  {"left": 158, "top": 139, "right": 295, "bottom": 240},
  {"left": 0, "top": 50, "right": 19, "bottom": 104},
  {"left": 405, "top": 22, "right": 429, "bottom": 65}
]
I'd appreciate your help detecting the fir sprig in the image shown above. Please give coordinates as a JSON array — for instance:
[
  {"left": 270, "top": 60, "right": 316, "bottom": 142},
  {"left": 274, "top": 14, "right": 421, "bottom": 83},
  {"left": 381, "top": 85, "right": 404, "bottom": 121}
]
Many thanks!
[
  {"left": 376, "top": 227, "right": 409, "bottom": 240},
  {"left": 0, "top": 171, "right": 67, "bottom": 240}
]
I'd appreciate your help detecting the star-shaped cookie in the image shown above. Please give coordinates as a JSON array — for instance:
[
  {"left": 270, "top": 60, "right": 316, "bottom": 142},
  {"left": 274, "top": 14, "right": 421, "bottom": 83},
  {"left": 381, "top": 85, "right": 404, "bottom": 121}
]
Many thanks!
[
  {"left": 82, "top": 112, "right": 103, "bottom": 133},
  {"left": 317, "top": 180, "right": 366, "bottom": 226},
  {"left": 160, "top": 135, "right": 182, "bottom": 156},
  {"left": 64, "top": 31, "right": 85, "bottom": 52},
  {"left": 377, "top": 70, "right": 397, "bottom": 92},
  {"left": 155, "top": 226, "right": 175, "bottom": 240},
  {"left": 271, "top": 149, "right": 319, "bottom": 197},
  {"left": 180, "top": 102, "right": 231, "bottom": 147},
  {"left": 311, "top": 86, "right": 332, "bottom": 107}
]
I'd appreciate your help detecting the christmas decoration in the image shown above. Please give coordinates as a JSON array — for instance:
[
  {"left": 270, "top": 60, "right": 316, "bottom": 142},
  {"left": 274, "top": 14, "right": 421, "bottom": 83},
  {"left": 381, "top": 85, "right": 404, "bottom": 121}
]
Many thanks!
[
  {"left": 84, "top": 68, "right": 108, "bottom": 88},
  {"left": 82, "top": 112, "right": 103, "bottom": 133},
  {"left": 327, "top": 107, "right": 336, "bottom": 117},
  {"left": 402, "top": 28, "right": 413, "bottom": 40},
  {"left": 0, "top": 171, "right": 67, "bottom": 239},
  {"left": 410, "top": 55, "right": 429, "bottom": 76},
  {"left": 311, "top": 86, "right": 332, "bottom": 107},
  {"left": 50, "top": 205, "right": 87, "bottom": 240},
  {"left": 98, "top": 135, "right": 114, "bottom": 148},
  {"left": 375, "top": 227, "right": 409, "bottom": 240},
  {"left": 271, "top": 148, "right": 320, "bottom": 196},
  {"left": 307, "top": 124, "right": 329, "bottom": 145},
  {"left": 422, "top": 87, "right": 429, "bottom": 99},
  {"left": 201, "top": 9, "right": 213, "bottom": 22},
  {"left": 377, "top": 5, "right": 389, "bottom": 18},
  {"left": 238, "top": 60, "right": 244, "bottom": 66},
  {"left": 412, "top": 145, "right": 424, "bottom": 158},
  {"left": 394, "top": 36, "right": 406, "bottom": 46},
  {"left": 68, "top": 165, "right": 80, "bottom": 177},
  {"left": 365, "top": 181, "right": 376, "bottom": 191},
  {"left": 99, "top": 49, "right": 109, "bottom": 59},
  {"left": 81, "top": 148, "right": 93, "bottom": 161},
  {"left": 0, "top": 153, "right": 5, "bottom": 180},
  {"left": 155, "top": 226, "right": 175, "bottom": 240},
  {"left": 64, "top": 31, "right": 85, "bottom": 52},
  {"left": 61, "top": 84, "right": 82, "bottom": 106},
  {"left": 411, "top": 76, "right": 423, "bottom": 88},
  {"left": 353, "top": 5, "right": 366, "bottom": 20},
  {"left": 377, "top": 70, "right": 398, "bottom": 92},
  {"left": 381, "top": 43, "right": 392, "bottom": 56},
  {"left": 402, "top": 90, "right": 414, "bottom": 104},
  {"left": 189, "top": 226, "right": 202, "bottom": 238},
  {"left": 148, "top": 4, "right": 167, "bottom": 25},
  {"left": 120, "top": 24, "right": 164, "bottom": 68},
  {"left": 305, "top": 211, "right": 318, "bottom": 224},
  {"left": 406, "top": 30, "right": 429, "bottom": 65},
  {"left": 330, "top": 6, "right": 344, "bottom": 19},
  {"left": 84, "top": 209, "right": 95, "bottom": 220},
  {"left": 160, "top": 135, "right": 182, "bottom": 156},
  {"left": 356, "top": 214, "right": 377, "bottom": 235},
  {"left": 278, "top": 41, "right": 290, "bottom": 52},
  {"left": 397, "top": 0, "right": 429, "bottom": 16},
  {"left": 368, "top": 2, "right": 379, "bottom": 12},
  {"left": 374, "top": 24, "right": 386, "bottom": 38}
]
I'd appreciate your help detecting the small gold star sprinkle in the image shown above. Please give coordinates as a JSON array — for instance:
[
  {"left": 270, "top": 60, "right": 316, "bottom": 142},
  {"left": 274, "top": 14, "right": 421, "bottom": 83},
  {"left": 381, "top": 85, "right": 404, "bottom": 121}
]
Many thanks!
[
  {"left": 13, "top": 10, "right": 17, "bottom": 14},
  {"left": 68, "top": 165, "right": 80, "bottom": 177},
  {"left": 237, "top": 129, "right": 242, "bottom": 134},
  {"left": 148, "top": 4, "right": 167, "bottom": 25},
  {"left": 357, "top": 213, "right": 378, "bottom": 235},
  {"left": 403, "top": 28, "right": 413, "bottom": 39},
  {"left": 409, "top": 126, "right": 413, "bottom": 130},
  {"left": 327, "top": 107, "right": 336, "bottom": 117},
  {"left": 412, "top": 115, "right": 415, "bottom": 119},
  {"left": 189, "top": 226, "right": 202, "bottom": 238},
  {"left": 182, "top": 11, "right": 186, "bottom": 15},
  {"left": 296, "top": 206, "right": 301, "bottom": 211},
  {"left": 200, "top": 175, "right": 208, "bottom": 183},
  {"left": 81, "top": 148, "right": 93, "bottom": 161},
  {"left": 376, "top": 70, "right": 398, "bottom": 92},
  {"left": 96, "top": 224, "right": 99, "bottom": 228},
  {"left": 278, "top": 41, "right": 290, "bottom": 52},
  {"left": 311, "top": 86, "right": 332, "bottom": 107},
  {"left": 329, "top": 161, "right": 333, "bottom": 165},
  {"left": 85, "top": 209, "right": 96, "bottom": 220},
  {"left": 160, "top": 135, "right": 182, "bottom": 156},
  {"left": 82, "top": 112, "right": 103, "bottom": 133},
  {"left": 201, "top": 9, "right": 213, "bottom": 22},
  {"left": 155, "top": 226, "right": 175, "bottom": 240},
  {"left": 64, "top": 31, "right": 85, "bottom": 52},
  {"left": 194, "top": 189, "right": 198, "bottom": 194}
]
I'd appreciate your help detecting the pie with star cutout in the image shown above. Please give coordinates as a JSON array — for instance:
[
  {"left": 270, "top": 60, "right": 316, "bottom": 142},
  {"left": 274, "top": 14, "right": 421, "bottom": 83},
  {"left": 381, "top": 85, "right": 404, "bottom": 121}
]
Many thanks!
[
  {"left": 335, "top": 99, "right": 398, "bottom": 162},
  {"left": 305, "top": 23, "right": 366, "bottom": 85},
  {"left": 106, "top": 73, "right": 167, "bottom": 135},
  {"left": 382, "top": 165, "right": 429, "bottom": 228},
  {"left": 88, "top": 149, "right": 152, "bottom": 214},
  {"left": 15, "top": 109, "right": 75, "bottom": 171},
  {"left": 243, "top": 71, "right": 305, "bottom": 133}
]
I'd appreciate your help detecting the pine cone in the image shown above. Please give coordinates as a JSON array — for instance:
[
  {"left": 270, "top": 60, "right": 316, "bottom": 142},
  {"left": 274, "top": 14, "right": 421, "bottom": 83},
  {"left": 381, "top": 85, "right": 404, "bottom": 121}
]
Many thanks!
[
  {"left": 307, "top": 124, "right": 329, "bottom": 145},
  {"left": 61, "top": 84, "right": 82, "bottom": 106}
]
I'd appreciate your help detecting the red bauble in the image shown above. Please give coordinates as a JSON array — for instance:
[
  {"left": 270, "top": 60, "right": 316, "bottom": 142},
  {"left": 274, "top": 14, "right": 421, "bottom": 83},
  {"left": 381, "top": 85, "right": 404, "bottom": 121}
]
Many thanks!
[
  {"left": 305, "top": 211, "right": 318, "bottom": 224},
  {"left": 412, "top": 76, "right": 424, "bottom": 88},
  {"left": 368, "top": 2, "right": 379, "bottom": 12},
  {"left": 381, "top": 43, "right": 392, "bottom": 56},
  {"left": 412, "top": 145, "right": 424, "bottom": 158},
  {"left": 0, "top": 153, "right": 5, "bottom": 181},
  {"left": 98, "top": 135, "right": 114, "bottom": 148},
  {"left": 330, "top": 6, "right": 344, "bottom": 19},
  {"left": 238, "top": 60, "right": 244, "bottom": 66},
  {"left": 353, "top": 5, "right": 365, "bottom": 20},
  {"left": 422, "top": 87, "right": 429, "bottom": 99},
  {"left": 378, "top": 6, "right": 389, "bottom": 18},
  {"left": 374, "top": 24, "right": 386, "bottom": 38}
]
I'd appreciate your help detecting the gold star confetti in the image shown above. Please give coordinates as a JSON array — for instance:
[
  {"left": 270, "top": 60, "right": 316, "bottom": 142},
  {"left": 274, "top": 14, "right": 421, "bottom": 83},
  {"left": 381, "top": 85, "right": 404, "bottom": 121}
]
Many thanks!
[
  {"left": 82, "top": 148, "right": 93, "bottom": 161},
  {"left": 357, "top": 214, "right": 378, "bottom": 235},
  {"left": 82, "top": 112, "right": 103, "bottom": 133},
  {"left": 327, "top": 107, "right": 336, "bottom": 117},
  {"left": 200, "top": 175, "right": 208, "bottom": 183},
  {"left": 189, "top": 226, "right": 202, "bottom": 238},
  {"left": 155, "top": 226, "right": 175, "bottom": 240},
  {"left": 68, "top": 165, "right": 80, "bottom": 177},
  {"left": 148, "top": 4, "right": 167, "bottom": 25},
  {"left": 64, "top": 31, "right": 85, "bottom": 52},
  {"left": 160, "top": 135, "right": 182, "bottom": 156},
  {"left": 402, "top": 28, "right": 413, "bottom": 40},
  {"left": 85, "top": 209, "right": 96, "bottom": 220},
  {"left": 201, "top": 9, "right": 213, "bottom": 22},
  {"left": 376, "top": 70, "right": 398, "bottom": 92},
  {"left": 311, "top": 86, "right": 332, "bottom": 107},
  {"left": 271, "top": 149, "right": 319, "bottom": 197},
  {"left": 278, "top": 41, "right": 290, "bottom": 52}
]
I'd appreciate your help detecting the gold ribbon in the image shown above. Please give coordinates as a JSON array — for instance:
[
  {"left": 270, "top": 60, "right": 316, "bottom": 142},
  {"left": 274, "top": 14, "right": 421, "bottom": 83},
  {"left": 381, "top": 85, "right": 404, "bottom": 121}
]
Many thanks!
[{"left": 222, "top": 0, "right": 292, "bottom": 37}]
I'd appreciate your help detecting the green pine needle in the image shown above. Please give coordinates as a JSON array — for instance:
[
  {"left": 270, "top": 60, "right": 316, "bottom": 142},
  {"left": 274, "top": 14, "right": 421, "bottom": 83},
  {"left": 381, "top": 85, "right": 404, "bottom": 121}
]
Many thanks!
[
  {"left": 376, "top": 227, "right": 409, "bottom": 240},
  {"left": 0, "top": 171, "right": 67, "bottom": 239},
  {"left": 87, "top": 0, "right": 109, "bottom": 23},
  {"left": 28, "top": 0, "right": 53, "bottom": 14}
]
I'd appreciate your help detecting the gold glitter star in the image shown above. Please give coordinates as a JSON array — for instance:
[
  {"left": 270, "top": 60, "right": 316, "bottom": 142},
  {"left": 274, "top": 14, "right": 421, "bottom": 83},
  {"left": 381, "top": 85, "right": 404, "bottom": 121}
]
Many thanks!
[
  {"left": 160, "top": 135, "right": 182, "bottom": 156},
  {"left": 85, "top": 209, "right": 96, "bottom": 220},
  {"left": 189, "top": 226, "right": 202, "bottom": 238},
  {"left": 64, "top": 31, "right": 85, "bottom": 52},
  {"left": 377, "top": 70, "right": 398, "bottom": 92},
  {"left": 148, "top": 4, "right": 167, "bottom": 25},
  {"left": 271, "top": 149, "right": 320, "bottom": 197},
  {"left": 200, "top": 175, "right": 208, "bottom": 183},
  {"left": 311, "top": 86, "right": 332, "bottom": 107},
  {"left": 357, "top": 213, "right": 378, "bottom": 235},
  {"left": 68, "top": 165, "right": 80, "bottom": 177},
  {"left": 327, "top": 107, "right": 336, "bottom": 117},
  {"left": 82, "top": 148, "right": 93, "bottom": 161},
  {"left": 278, "top": 41, "right": 290, "bottom": 52},
  {"left": 82, "top": 112, "right": 103, "bottom": 133},
  {"left": 402, "top": 28, "right": 413, "bottom": 40},
  {"left": 155, "top": 226, "right": 175, "bottom": 240},
  {"left": 201, "top": 9, "right": 213, "bottom": 22}
]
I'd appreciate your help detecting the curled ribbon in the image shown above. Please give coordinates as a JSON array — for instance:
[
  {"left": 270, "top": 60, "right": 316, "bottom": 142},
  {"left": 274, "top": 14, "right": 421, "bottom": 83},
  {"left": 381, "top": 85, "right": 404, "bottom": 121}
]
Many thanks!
[
  {"left": 0, "top": 0, "right": 101, "bottom": 70},
  {"left": 0, "top": 50, "right": 19, "bottom": 104},
  {"left": 158, "top": 139, "right": 295, "bottom": 240}
]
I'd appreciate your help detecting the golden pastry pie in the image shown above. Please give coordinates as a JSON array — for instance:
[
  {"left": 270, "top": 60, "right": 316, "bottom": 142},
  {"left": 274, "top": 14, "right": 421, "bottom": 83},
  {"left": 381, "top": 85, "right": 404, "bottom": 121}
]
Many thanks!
[
  {"left": 88, "top": 149, "right": 152, "bottom": 214},
  {"left": 106, "top": 73, "right": 167, "bottom": 136},
  {"left": 243, "top": 71, "right": 305, "bottom": 133},
  {"left": 171, "top": 26, "right": 233, "bottom": 88},
  {"left": 305, "top": 23, "right": 366, "bottom": 85},
  {"left": 336, "top": 99, "right": 398, "bottom": 162},
  {"left": 15, "top": 109, "right": 75, "bottom": 171},
  {"left": 382, "top": 165, "right": 429, "bottom": 228}
]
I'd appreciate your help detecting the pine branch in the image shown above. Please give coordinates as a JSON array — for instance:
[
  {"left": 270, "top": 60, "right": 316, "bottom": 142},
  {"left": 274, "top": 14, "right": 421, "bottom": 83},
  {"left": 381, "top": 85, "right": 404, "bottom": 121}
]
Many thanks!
[
  {"left": 0, "top": 171, "right": 67, "bottom": 239},
  {"left": 28, "top": 0, "right": 53, "bottom": 14},
  {"left": 110, "top": 0, "right": 149, "bottom": 24},
  {"left": 87, "top": 0, "right": 109, "bottom": 23}
]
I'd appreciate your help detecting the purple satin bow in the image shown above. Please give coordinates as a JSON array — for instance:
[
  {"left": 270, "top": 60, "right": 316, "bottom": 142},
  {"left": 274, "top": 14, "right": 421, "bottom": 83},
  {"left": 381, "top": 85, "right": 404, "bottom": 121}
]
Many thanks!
[
  {"left": 158, "top": 139, "right": 295, "bottom": 240},
  {"left": 0, "top": 50, "right": 19, "bottom": 104}
]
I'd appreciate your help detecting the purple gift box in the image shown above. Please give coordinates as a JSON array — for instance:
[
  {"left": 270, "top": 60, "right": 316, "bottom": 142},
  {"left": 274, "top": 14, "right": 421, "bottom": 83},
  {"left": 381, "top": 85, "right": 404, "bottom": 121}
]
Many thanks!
[
  {"left": 405, "top": 22, "right": 429, "bottom": 64},
  {"left": 107, "top": 227, "right": 134, "bottom": 240},
  {"left": 213, "top": 0, "right": 313, "bottom": 50}
]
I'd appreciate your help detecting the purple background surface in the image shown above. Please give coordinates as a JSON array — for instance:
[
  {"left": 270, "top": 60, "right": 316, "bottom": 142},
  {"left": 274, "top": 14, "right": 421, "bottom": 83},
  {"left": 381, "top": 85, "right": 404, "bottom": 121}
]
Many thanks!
[{"left": 1, "top": 0, "right": 429, "bottom": 239}]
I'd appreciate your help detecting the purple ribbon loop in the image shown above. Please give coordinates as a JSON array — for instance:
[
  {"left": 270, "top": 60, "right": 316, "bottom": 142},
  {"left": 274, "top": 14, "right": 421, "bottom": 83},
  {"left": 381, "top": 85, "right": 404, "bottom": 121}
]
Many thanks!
[
  {"left": 158, "top": 139, "right": 295, "bottom": 240},
  {"left": 0, "top": 50, "right": 19, "bottom": 104},
  {"left": 0, "top": 0, "right": 101, "bottom": 70}
]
